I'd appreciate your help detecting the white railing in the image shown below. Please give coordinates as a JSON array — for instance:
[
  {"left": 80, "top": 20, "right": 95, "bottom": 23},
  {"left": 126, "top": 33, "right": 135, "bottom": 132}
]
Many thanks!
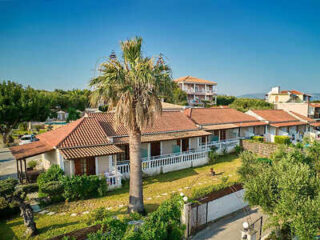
[
  {"left": 106, "top": 173, "right": 122, "bottom": 190},
  {"left": 117, "top": 138, "right": 241, "bottom": 178}
]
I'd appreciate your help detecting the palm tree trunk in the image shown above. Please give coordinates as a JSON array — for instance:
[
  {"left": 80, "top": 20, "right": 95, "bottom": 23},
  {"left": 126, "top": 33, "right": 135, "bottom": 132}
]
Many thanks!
[{"left": 128, "top": 127, "right": 145, "bottom": 214}]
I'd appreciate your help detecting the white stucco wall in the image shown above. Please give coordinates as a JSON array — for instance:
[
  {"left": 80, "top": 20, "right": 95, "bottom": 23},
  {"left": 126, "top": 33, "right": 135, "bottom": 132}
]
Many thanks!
[
  {"left": 42, "top": 150, "right": 58, "bottom": 170},
  {"left": 189, "top": 137, "right": 199, "bottom": 150},
  {"left": 96, "top": 155, "right": 112, "bottom": 175},
  {"left": 275, "top": 103, "right": 309, "bottom": 116},
  {"left": 162, "top": 140, "right": 178, "bottom": 155}
]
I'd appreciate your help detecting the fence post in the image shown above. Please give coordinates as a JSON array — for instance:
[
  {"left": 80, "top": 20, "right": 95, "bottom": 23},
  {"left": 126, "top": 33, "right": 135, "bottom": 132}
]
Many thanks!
[{"left": 181, "top": 203, "right": 192, "bottom": 239}]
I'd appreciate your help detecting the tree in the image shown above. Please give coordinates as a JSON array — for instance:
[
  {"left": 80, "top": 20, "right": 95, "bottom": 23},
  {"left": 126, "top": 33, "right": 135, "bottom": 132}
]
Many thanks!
[
  {"left": 164, "top": 82, "right": 188, "bottom": 106},
  {"left": 89, "top": 37, "right": 172, "bottom": 213},
  {"left": 66, "top": 107, "right": 81, "bottom": 122},
  {"left": 229, "top": 98, "right": 273, "bottom": 112},
  {"left": 0, "top": 178, "right": 38, "bottom": 236},
  {"left": 0, "top": 81, "right": 50, "bottom": 144},
  {"left": 216, "top": 95, "right": 236, "bottom": 106},
  {"left": 238, "top": 147, "right": 320, "bottom": 240}
]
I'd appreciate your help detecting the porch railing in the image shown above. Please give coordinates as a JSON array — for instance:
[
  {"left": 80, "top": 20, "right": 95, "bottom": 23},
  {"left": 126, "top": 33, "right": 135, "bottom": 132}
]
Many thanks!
[
  {"left": 106, "top": 173, "right": 122, "bottom": 190},
  {"left": 117, "top": 138, "right": 241, "bottom": 176}
]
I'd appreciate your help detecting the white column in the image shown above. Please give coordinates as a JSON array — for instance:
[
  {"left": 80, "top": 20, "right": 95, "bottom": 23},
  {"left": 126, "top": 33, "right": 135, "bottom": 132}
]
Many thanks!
[
  {"left": 160, "top": 141, "right": 163, "bottom": 155},
  {"left": 108, "top": 155, "right": 113, "bottom": 172},
  {"left": 148, "top": 143, "right": 151, "bottom": 159},
  {"left": 70, "top": 160, "right": 74, "bottom": 176},
  {"left": 180, "top": 139, "right": 183, "bottom": 152},
  {"left": 95, "top": 157, "right": 99, "bottom": 175}
]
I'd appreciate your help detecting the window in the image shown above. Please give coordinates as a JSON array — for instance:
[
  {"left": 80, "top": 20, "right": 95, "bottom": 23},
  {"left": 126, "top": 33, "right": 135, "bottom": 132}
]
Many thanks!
[{"left": 80, "top": 159, "right": 87, "bottom": 175}]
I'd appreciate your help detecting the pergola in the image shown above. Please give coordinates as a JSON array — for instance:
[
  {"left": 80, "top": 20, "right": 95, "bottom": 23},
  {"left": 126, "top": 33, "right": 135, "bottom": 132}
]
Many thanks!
[{"left": 10, "top": 141, "right": 52, "bottom": 183}]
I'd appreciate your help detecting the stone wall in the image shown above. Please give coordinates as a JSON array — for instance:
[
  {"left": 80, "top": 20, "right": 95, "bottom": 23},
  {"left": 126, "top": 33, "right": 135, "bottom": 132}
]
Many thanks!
[{"left": 241, "top": 140, "right": 280, "bottom": 157}]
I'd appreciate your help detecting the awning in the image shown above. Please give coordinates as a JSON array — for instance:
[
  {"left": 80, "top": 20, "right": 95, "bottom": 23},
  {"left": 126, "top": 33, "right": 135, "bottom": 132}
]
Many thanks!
[
  {"left": 270, "top": 121, "right": 306, "bottom": 127},
  {"left": 10, "top": 141, "right": 53, "bottom": 160},
  {"left": 311, "top": 122, "right": 320, "bottom": 127},
  {"left": 235, "top": 122, "right": 267, "bottom": 127},
  {"left": 114, "top": 130, "right": 211, "bottom": 144},
  {"left": 203, "top": 124, "right": 238, "bottom": 131},
  {"left": 60, "top": 145, "right": 124, "bottom": 160}
]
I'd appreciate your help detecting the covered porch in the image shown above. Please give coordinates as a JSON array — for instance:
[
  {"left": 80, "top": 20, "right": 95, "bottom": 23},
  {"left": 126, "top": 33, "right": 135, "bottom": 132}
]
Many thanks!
[
  {"left": 60, "top": 145, "right": 124, "bottom": 190},
  {"left": 265, "top": 122, "right": 307, "bottom": 143}
]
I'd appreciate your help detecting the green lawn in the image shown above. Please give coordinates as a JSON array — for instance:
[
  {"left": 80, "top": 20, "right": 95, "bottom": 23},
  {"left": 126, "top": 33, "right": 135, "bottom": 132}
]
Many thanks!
[{"left": 0, "top": 154, "right": 241, "bottom": 240}]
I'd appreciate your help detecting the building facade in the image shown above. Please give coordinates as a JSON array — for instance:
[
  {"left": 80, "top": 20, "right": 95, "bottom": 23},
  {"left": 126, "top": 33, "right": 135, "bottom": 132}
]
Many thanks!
[{"left": 174, "top": 76, "right": 217, "bottom": 105}]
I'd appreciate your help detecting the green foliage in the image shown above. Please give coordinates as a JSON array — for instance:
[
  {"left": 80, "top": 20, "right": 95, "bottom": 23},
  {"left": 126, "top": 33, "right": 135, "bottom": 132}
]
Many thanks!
[
  {"left": 87, "top": 195, "right": 185, "bottom": 240},
  {"left": 216, "top": 95, "right": 236, "bottom": 106},
  {"left": 239, "top": 145, "right": 320, "bottom": 240},
  {"left": 98, "top": 105, "right": 109, "bottom": 112},
  {"left": 86, "top": 207, "right": 111, "bottom": 225},
  {"left": 37, "top": 165, "right": 64, "bottom": 196},
  {"left": 208, "top": 146, "right": 218, "bottom": 164},
  {"left": 0, "top": 81, "right": 50, "bottom": 143},
  {"left": 40, "top": 181, "right": 64, "bottom": 202},
  {"left": 66, "top": 107, "right": 81, "bottom": 122},
  {"left": 18, "top": 122, "right": 28, "bottom": 131},
  {"left": 60, "top": 175, "right": 107, "bottom": 201},
  {"left": 229, "top": 98, "right": 273, "bottom": 112},
  {"left": 16, "top": 183, "right": 38, "bottom": 194},
  {"left": 234, "top": 145, "right": 244, "bottom": 155},
  {"left": 0, "top": 178, "right": 18, "bottom": 201},
  {"left": 251, "top": 136, "right": 264, "bottom": 142},
  {"left": 165, "top": 82, "right": 188, "bottom": 106},
  {"left": 27, "top": 160, "right": 38, "bottom": 169},
  {"left": 191, "top": 180, "right": 236, "bottom": 200},
  {"left": 274, "top": 135, "right": 291, "bottom": 145}
]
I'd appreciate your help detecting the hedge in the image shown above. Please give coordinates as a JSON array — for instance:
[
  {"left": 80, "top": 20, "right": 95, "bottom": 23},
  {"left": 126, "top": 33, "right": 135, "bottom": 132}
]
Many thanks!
[
  {"left": 251, "top": 136, "right": 264, "bottom": 143},
  {"left": 274, "top": 136, "right": 291, "bottom": 145}
]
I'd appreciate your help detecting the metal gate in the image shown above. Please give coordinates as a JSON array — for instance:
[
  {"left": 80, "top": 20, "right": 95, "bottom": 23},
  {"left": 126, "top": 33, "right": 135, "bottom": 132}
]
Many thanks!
[{"left": 249, "top": 216, "right": 263, "bottom": 240}]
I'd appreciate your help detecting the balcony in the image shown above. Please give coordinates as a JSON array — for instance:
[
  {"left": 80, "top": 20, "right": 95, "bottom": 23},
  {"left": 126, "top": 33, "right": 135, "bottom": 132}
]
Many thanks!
[
  {"left": 182, "top": 88, "right": 216, "bottom": 95},
  {"left": 117, "top": 138, "right": 241, "bottom": 179}
]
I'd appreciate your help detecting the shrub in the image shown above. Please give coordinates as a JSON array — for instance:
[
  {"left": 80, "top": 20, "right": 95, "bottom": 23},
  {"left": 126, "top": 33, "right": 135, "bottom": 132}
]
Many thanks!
[
  {"left": 191, "top": 181, "right": 237, "bottom": 200},
  {"left": 208, "top": 146, "right": 218, "bottom": 164},
  {"left": 37, "top": 165, "right": 64, "bottom": 196},
  {"left": 87, "top": 207, "right": 111, "bottom": 225},
  {"left": 251, "top": 136, "right": 264, "bottom": 143},
  {"left": 234, "top": 145, "right": 244, "bottom": 155},
  {"left": 27, "top": 160, "right": 38, "bottom": 169},
  {"left": 60, "top": 175, "right": 107, "bottom": 201},
  {"left": 274, "top": 136, "right": 291, "bottom": 145},
  {"left": 16, "top": 183, "right": 38, "bottom": 193},
  {"left": 18, "top": 122, "right": 28, "bottom": 131},
  {"left": 40, "top": 181, "right": 64, "bottom": 202}
]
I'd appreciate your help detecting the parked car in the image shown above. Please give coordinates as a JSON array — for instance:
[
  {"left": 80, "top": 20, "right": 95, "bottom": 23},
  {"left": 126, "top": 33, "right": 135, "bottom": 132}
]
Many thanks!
[{"left": 19, "top": 134, "right": 37, "bottom": 145}]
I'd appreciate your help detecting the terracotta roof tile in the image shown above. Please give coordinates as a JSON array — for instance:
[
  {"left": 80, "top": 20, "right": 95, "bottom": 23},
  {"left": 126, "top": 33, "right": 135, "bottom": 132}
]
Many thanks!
[
  {"left": 251, "top": 110, "right": 299, "bottom": 123},
  {"left": 289, "top": 111, "right": 315, "bottom": 123},
  {"left": 37, "top": 118, "right": 84, "bottom": 147},
  {"left": 185, "top": 108, "right": 262, "bottom": 125},
  {"left": 311, "top": 122, "right": 320, "bottom": 127},
  {"left": 89, "top": 111, "right": 198, "bottom": 136},
  {"left": 60, "top": 145, "right": 123, "bottom": 160},
  {"left": 10, "top": 141, "right": 52, "bottom": 160},
  {"left": 270, "top": 122, "right": 306, "bottom": 127},
  {"left": 174, "top": 76, "right": 217, "bottom": 85},
  {"left": 114, "top": 130, "right": 211, "bottom": 144}
]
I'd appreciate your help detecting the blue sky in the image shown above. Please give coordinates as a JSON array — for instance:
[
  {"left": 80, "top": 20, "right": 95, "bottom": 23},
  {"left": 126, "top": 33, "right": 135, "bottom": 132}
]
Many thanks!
[{"left": 1, "top": 0, "right": 320, "bottom": 96}]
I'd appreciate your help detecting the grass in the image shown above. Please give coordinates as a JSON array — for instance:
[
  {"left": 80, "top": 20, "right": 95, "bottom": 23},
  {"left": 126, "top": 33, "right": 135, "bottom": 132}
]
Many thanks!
[{"left": 0, "top": 154, "right": 241, "bottom": 240}]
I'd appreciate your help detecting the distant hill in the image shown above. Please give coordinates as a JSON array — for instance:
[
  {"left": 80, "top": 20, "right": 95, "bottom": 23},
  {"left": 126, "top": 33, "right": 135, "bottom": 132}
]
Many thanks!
[
  {"left": 310, "top": 93, "right": 320, "bottom": 101},
  {"left": 236, "top": 93, "right": 320, "bottom": 101},
  {"left": 237, "top": 93, "right": 266, "bottom": 99}
]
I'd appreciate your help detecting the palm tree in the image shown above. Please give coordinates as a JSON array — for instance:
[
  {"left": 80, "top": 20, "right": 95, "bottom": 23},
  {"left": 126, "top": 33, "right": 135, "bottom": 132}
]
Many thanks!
[{"left": 89, "top": 37, "right": 172, "bottom": 213}]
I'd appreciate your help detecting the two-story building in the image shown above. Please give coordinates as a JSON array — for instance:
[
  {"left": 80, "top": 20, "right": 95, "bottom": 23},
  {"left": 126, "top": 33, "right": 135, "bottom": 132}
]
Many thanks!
[
  {"left": 266, "top": 86, "right": 311, "bottom": 104},
  {"left": 174, "top": 76, "right": 217, "bottom": 105}
]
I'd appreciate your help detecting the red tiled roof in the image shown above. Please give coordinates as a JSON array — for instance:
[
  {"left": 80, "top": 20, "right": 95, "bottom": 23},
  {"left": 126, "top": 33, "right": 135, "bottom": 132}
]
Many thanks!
[
  {"left": 270, "top": 122, "right": 306, "bottom": 127},
  {"left": 310, "top": 103, "right": 320, "bottom": 108},
  {"left": 58, "top": 117, "right": 110, "bottom": 148},
  {"left": 289, "top": 111, "right": 315, "bottom": 123},
  {"left": 60, "top": 145, "right": 123, "bottom": 160},
  {"left": 280, "top": 90, "right": 304, "bottom": 95},
  {"left": 114, "top": 130, "right": 211, "bottom": 144},
  {"left": 10, "top": 141, "right": 53, "bottom": 160},
  {"left": 311, "top": 122, "right": 320, "bottom": 127},
  {"left": 37, "top": 118, "right": 84, "bottom": 147},
  {"left": 89, "top": 111, "right": 198, "bottom": 136},
  {"left": 174, "top": 76, "right": 217, "bottom": 85},
  {"left": 251, "top": 110, "right": 299, "bottom": 123},
  {"left": 185, "top": 108, "right": 262, "bottom": 126}
]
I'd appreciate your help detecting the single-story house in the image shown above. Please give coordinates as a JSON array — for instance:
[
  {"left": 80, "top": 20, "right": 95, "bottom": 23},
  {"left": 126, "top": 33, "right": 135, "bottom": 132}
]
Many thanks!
[
  {"left": 246, "top": 109, "right": 308, "bottom": 143},
  {"left": 184, "top": 107, "right": 267, "bottom": 143}
]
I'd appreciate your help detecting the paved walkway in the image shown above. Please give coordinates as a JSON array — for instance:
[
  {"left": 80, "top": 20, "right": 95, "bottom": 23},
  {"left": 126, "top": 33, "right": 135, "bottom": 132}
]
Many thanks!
[
  {"left": 192, "top": 207, "right": 269, "bottom": 240},
  {"left": 0, "top": 147, "right": 42, "bottom": 180}
]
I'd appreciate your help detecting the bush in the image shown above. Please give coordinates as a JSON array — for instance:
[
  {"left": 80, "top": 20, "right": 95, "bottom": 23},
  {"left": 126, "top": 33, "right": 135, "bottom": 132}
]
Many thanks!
[
  {"left": 208, "top": 146, "right": 218, "bottom": 164},
  {"left": 251, "top": 136, "right": 264, "bottom": 143},
  {"left": 16, "top": 183, "right": 39, "bottom": 193},
  {"left": 274, "top": 136, "right": 291, "bottom": 145},
  {"left": 40, "top": 181, "right": 64, "bottom": 202},
  {"left": 27, "top": 160, "right": 38, "bottom": 169},
  {"left": 234, "top": 145, "right": 244, "bottom": 155},
  {"left": 60, "top": 175, "right": 107, "bottom": 201},
  {"left": 191, "top": 180, "right": 236, "bottom": 200},
  {"left": 37, "top": 164, "right": 64, "bottom": 196},
  {"left": 87, "top": 207, "right": 111, "bottom": 225}
]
